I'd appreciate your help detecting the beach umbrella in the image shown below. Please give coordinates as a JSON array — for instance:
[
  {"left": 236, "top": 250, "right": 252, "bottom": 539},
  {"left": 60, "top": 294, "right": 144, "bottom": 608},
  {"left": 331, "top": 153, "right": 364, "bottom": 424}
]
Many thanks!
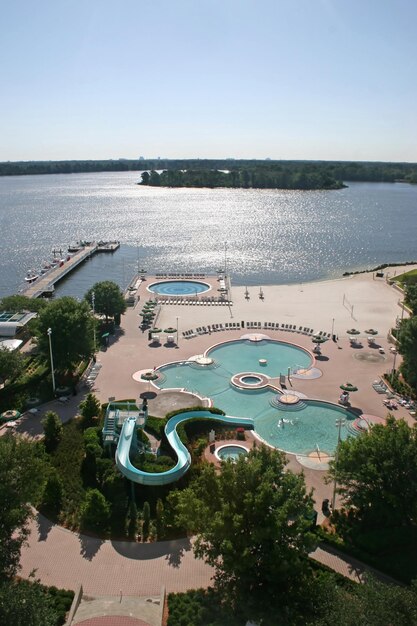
[
  {"left": 347, "top": 328, "right": 360, "bottom": 335},
  {"left": 365, "top": 328, "right": 378, "bottom": 335},
  {"left": 152, "top": 327, "right": 163, "bottom": 333},
  {"left": 312, "top": 336, "right": 328, "bottom": 344},
  {"left": 164, "top": 327, "right": 177, "bottom": 333},
  {"left": 340, "top": 382, "right": 358, "bottom": 392}
]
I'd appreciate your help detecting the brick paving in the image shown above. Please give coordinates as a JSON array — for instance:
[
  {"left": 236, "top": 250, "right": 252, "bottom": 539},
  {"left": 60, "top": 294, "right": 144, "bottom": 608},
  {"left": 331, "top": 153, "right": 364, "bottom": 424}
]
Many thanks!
[
  {"left": 20, "top": 513, "right": 214, "bottom": 596},
  {"left": 74, "top": 618, "right": 150, "bottom": 626}
]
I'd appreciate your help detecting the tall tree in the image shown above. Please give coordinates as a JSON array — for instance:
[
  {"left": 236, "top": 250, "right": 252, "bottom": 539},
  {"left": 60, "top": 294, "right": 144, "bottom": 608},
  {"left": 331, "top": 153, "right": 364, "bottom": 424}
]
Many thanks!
[
  {"left": 0, "top": 437, "right": 48, "bottom": 580},
  {"left": 0, "top": 294, "right": 47, "bottom": 313},
  {"left": 42, "top": 411, "right": 63, "bottom": 452},
  {"left": 309, "top": 575, "right": 417, "bottom": 626},
  {"left": 327, "top": 417, "right": 417, "bottom": 528},
  {"left": 142, "top": 501, "right": 151, "bottom": 541},
  {"left": 127, "top": 500, "right": 139, "bottom": 539},
  {"left": 0, "top": 577, "right": 58, "bottom": 626},
  {"left": 0, "top": 346, "right": 24, "bottom": 385},
  {"left": 404, "top": 284, "right": 417, "bottom": 316},
  {"left": 85, "top": 281, "right": 126, "bottom": 322},
  {"left": 79, "top": 489, "right": 110, "bottom": 532},
  {"left": 169, "top": 446, "right": 316, "bottom": 623},
  {"left": 156, "top": 498, "right": 165, "bottom": 539},
  {"left": 398, "top": 316, "right": 417, "bottom": 390},
  {"left": 41, "top": 471, "right": 64, "bottom": 514},
  {"left": 35, "top": 297, "right": 94, "bottom": 373},
  {"left": 79, "top": 393, "right": 101, "bottom": 429}
]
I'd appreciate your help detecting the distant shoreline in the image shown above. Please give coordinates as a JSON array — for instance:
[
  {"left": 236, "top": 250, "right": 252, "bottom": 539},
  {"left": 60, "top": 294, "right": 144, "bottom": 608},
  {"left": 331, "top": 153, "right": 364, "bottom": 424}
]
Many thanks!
[
  {"left": 342, "top": 260, "right": 417, "bottom": 277},
  {"left": 1, "top": 158, "right": 416, "bottom": 185}
]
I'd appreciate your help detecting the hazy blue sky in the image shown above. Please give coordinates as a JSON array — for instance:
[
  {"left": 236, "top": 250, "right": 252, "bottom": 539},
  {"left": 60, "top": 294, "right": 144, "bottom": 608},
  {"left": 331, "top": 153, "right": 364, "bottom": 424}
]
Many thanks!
[{"left": 1, "top": 0, "right": 416, "bottom": 162}]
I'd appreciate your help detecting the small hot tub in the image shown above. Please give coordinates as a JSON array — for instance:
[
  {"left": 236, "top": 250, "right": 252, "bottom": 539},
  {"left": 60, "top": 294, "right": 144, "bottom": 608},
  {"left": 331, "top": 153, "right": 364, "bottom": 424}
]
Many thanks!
[{"left": 215, "top": 444, "right": 249, "bottom": 462}]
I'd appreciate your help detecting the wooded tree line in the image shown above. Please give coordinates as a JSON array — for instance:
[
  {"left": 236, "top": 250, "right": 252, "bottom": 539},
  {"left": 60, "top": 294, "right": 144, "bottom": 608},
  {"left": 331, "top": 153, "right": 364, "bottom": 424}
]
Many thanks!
[
  {"left": 1, "top": 158, "right": 417, "bottom": 184},
  {"left": 141, "top": 166, "right": 344, "bottom": 190}
]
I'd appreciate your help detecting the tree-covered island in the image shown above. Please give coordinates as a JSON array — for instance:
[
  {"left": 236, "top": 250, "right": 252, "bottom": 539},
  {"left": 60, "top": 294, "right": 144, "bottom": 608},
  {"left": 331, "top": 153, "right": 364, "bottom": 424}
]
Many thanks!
[{"left": 139, "top": 165, "right": 345, "bottom": 190}]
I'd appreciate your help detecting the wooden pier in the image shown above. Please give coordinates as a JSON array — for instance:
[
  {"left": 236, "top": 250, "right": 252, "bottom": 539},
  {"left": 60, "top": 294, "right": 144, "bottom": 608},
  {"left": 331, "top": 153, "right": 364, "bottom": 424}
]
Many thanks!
[{"left": 22, "top": 244, "right": 98, "bottom": 298}]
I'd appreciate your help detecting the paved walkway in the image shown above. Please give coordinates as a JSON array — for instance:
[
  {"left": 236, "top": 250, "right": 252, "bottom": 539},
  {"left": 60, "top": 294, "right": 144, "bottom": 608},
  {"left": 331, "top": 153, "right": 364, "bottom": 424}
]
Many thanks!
[
  {"left": 21, "top": 513, "right": 214, "bottom": 596},
  {"left": 20, "top": 511, "right": 398, "bottom": 597}
]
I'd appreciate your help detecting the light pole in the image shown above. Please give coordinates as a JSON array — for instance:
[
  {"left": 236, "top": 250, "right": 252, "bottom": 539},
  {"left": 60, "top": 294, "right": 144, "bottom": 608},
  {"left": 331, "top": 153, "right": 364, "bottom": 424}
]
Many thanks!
[
  {"left": 47, "top": 327, "right": 56, "bottom": 394},
  {"left": 331, "top": 318, "right": 335, "bottom": 338},
  {"left": 331, "top": 417, "right": 346, "bottom": 511},
  {"left": 176, "top": 316, "right": 179, "bottom": 347},
  {"left": 92, "top": 291, "right": 96, "bottom": 352},
  {"left": 224, "top": 241, "right": 227, "bottom": 276},
  {"left": 391, "top": 349, "right": 398, "bottom": 376}
]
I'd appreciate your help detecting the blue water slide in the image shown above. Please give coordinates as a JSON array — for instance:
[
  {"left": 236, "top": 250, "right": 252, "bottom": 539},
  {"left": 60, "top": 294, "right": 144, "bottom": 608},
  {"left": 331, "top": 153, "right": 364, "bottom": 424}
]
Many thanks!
[{"left": 115, "top": 410, "right": 254, "bottom": 485}]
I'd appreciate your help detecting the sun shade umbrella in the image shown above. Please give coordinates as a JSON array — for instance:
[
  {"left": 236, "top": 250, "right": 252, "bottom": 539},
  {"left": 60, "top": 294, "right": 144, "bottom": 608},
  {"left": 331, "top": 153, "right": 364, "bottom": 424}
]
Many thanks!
[
  {"left": 164, "top": 327, "right": 177, "bottom": 333},
  {"left": 152, "top": 327, "right": 163, "bottom": 333},
  {"left": 312, "top": 336, "right": 328, "bottom": 343},
  {"left": 364, "top": 328, "right": 378, "bottom": 335},
  {"left": 347, "top": 328, "right": 360, "bottom": 335},
  {"left": 340, "top": 382, "right": 358, "bottom": 392}
]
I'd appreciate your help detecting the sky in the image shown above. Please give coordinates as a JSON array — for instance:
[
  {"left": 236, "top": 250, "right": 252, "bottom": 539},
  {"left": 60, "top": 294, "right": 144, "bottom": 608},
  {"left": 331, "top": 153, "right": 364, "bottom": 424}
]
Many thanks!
[{"left": 1, "top": 0, "right": 416, "bottom": 163}]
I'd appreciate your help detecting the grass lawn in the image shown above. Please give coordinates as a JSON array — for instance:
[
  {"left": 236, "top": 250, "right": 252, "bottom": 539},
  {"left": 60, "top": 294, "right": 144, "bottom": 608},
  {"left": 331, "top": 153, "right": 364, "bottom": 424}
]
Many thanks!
[{"left": 393, "top": 268, "right": 417, "bottom": 285}]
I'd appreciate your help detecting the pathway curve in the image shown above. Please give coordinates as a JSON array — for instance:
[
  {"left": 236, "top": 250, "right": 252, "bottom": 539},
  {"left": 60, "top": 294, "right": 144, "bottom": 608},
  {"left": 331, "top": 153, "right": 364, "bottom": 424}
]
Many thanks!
[
  {"left": 20, "top": 512, "right": 214, "bottom": 596},
  {"left": 20, "top": 512, "right": 398, "bottom": 596}
]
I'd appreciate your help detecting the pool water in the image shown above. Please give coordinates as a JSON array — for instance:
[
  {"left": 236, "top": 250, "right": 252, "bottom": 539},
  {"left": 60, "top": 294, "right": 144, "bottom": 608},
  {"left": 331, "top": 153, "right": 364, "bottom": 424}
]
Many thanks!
[
  {"left": 209, "top": 339, "right": 310, "bottom": 378},
  {"left": 255, "top": 400, "right": 355, "bottom": 456},
  {"left": 148, "top": 280, "right": 210, "bottom": 295},
  {"left": 157, "top": 339, "right": 354, "bottom": 455},
  {"left": 216, "top": 445, "right": 249, "bottom": 461},
  {"left": 241, "top": 375, "right": 262, "bottom": 385}
]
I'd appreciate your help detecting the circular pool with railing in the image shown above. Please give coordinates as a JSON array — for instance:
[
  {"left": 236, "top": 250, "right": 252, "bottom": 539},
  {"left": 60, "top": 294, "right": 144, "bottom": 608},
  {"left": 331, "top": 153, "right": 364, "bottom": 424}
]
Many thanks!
[
  {"left": 215, "top": 444, "right": 249, "bottom": 462},
  {"left": 148, "top": 280, "right": 211, "bottom": 296}
]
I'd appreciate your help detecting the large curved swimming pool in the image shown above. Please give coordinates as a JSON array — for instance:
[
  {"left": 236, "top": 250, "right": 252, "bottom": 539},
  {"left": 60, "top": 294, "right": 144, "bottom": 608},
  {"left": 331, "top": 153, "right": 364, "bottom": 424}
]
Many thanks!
[
  {"left": 148, "top": 280, "right": 210, "bottom": 296},
  {"left": 156, "top": 339, "right": 355, "bottom": 455}
]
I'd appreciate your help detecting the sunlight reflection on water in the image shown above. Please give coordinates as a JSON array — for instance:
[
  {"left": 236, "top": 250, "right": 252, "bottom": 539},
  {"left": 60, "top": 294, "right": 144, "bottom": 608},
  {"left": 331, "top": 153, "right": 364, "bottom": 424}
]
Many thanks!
[{"left": 0, "top": 172, "right": 416, "bottom": 297}]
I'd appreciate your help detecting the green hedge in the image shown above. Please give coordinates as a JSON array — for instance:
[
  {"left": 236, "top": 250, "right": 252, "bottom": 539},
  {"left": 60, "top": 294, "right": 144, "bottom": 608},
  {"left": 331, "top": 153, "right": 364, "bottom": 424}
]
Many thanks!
[
  {"left": 145, "top": 416, "right": 168, "bottom": 439},
  {"left": 43, "top": 585, "right": 74, "bottom": 625},
  {"left": 317, "top": 526, "right": 417, "bottom": 584}
]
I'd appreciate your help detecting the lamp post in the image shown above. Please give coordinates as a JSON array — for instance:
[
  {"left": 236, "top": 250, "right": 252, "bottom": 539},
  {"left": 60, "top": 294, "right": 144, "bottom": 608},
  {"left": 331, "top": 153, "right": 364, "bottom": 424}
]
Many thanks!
[
  {"left": 391, "top": 349, "right": 398, "bottom": 376},
  {"left": 224, "top": 241, "right": 227, "bottom": 276},
  {"left": 92, "top": 291, "right": 96, "bottom": 352},
  {"left": 47, "top": 327, "right": 56, "bottom": 394},
  {"left": 176, "top": 316, "right": 179, "bottom": 347},
  {"left": 331, "top": 318, "right": 335, "bottom": 337},
  {"left": 331, "top": 417, "right": 346, "bottom": 511}
]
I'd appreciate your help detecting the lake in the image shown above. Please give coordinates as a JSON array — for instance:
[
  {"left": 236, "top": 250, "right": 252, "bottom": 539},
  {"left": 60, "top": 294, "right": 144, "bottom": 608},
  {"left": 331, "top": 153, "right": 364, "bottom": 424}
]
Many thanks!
[{"left": 0, "top": 171, "right": 416, "bottom": 299}]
